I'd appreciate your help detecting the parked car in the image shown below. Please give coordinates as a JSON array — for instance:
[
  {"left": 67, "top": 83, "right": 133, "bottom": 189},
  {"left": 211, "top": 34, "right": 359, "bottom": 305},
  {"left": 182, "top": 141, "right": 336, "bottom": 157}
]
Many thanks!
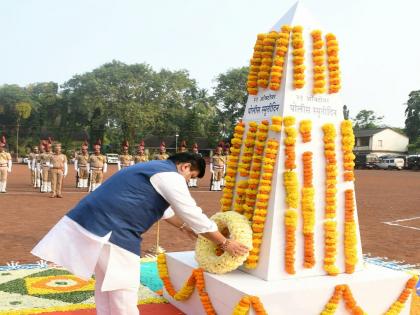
[
  {"left": 354, "top": 153, "right": 379, "bottom": 169},
  {"left": 406, "top": 155, "right": 420, "bottom": 170},
  {"left": 375, "top": 158, "right": 405, "bottom": 170},
  {"left": 106, "top": 153, "right": 119, "bottom": 164}
]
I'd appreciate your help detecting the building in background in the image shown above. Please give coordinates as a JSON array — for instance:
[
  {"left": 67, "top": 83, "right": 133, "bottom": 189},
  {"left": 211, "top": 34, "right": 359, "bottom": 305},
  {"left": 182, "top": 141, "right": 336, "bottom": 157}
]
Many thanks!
[{"left": 354, "top": 128, "right": 408, "bottom": 157}]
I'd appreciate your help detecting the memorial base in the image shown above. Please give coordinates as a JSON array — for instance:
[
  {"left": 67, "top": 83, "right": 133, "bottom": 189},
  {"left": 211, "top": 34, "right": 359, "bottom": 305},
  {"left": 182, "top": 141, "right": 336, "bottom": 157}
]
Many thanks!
[{"left": 164, "top": 251, "right": 412, "bottom": 315}]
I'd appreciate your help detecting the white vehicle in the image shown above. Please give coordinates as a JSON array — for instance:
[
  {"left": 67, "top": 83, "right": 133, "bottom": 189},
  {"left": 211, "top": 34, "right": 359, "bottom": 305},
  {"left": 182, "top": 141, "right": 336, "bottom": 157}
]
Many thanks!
[
  {"left": 106, "top": 153, "right": 119, "bottom": 164},
  {"left": 375, "top": 158, "right": 405, "bottom": 170}
]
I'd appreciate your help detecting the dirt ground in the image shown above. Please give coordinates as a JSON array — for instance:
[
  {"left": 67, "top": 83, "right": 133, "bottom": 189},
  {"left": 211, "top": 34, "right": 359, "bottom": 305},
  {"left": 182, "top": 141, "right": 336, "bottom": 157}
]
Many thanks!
[{"left": 0, "top": 164, "right": 419, "bottom": 265}]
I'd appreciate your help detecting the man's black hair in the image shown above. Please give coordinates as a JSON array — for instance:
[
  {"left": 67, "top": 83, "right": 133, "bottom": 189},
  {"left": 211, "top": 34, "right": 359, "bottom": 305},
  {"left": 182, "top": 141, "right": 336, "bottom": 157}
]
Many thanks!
[{"left": 168, "top": 152, "right": 206, "bottom": 178}]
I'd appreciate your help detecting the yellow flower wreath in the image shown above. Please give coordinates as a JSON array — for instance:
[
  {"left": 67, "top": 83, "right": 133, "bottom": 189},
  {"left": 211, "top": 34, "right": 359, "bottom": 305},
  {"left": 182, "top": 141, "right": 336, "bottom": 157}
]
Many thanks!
[{"left": 195, "top": 211, "right": 253, "bottom": 274}]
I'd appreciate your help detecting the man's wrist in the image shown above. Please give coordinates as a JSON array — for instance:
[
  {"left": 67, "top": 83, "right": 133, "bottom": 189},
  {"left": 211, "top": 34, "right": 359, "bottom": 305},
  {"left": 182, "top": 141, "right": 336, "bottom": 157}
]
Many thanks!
[
  {"left": 178, "top": 222, "right": 187, "bottom": 231},
  {"left": 218, "top": 238, "right": 230, "bottom": 250}
]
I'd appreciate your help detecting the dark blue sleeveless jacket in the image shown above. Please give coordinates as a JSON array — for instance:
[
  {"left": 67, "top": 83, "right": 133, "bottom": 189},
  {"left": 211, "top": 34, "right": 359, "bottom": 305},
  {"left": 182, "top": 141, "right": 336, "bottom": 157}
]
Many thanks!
[{"left": 66, "top": 160, "right": 177, "bottom": 255}]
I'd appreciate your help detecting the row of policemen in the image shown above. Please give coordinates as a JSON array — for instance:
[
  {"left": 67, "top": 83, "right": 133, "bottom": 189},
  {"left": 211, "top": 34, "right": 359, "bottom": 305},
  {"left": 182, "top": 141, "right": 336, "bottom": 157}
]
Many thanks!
[
  {"left": 0, "top": 136, "right": 12, "bottom": 193},
  {"left": 25, "top": 138, "right": 68, "bottom": 197},
  {"left": 74, "top": 140, "right": 107, "bottom": 191},
  {"left": 23, "top": 138, "right": 221, "bottom": 194}
]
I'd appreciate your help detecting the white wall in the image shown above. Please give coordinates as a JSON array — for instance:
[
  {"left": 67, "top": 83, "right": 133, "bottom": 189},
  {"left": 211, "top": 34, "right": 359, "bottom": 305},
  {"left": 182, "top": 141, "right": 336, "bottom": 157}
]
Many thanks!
[{"left": 371, "top": 129, "right": 408, "bottom": 153}]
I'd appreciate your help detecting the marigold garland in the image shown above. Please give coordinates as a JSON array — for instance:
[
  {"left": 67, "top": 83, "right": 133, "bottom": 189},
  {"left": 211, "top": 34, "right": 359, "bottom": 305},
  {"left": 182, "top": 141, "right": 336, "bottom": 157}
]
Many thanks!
[
  {"left": 157, "top": 254, "right": 216, "bottom": 314},
  {"left": 238, "top": 121, "right": 258, "bottom": 178},
  {"left": 384, "top": 274, "right": 419, "bottom": 315},
  {"left": 344, "top": 189, "right": 358, "bottom": 274},
  {"left": 302, "top": 151, "right": 315, "bottom": 268},
  {"left": 257, "top": 32, "right": 277, "bottom": 89},
  {"left": 322, "top": 123, "right": 339, "bottom": 275},
  {"left": 232, "top": 295, "right": 268, "bottom": 315},
  {"left": 341, "top": 120, "right": 356, "bottom": 181},
  {"left": 270, "top": 115, "right": 283, "bottom": 133},
  {"left": 243, "top": 120, "right": 269, "bottom": 221},
  {"left": 284, "top": 170, "right": 299, "bottom": 274},
  {"left": 299, "top": 119, "right": 312, "bottom": 143},
  {"left": 284, "top": 116, "right": 297, "bottom": 170},
  {"left": 320, "top": 284, "right": 366, "bottom": 315},
  {"left": 247, "top": 34, "right": 265, "bottom": 95},
  {"left": 270, "top": 25, "right": 291, "bottom": 91},
  {"left": 220, "top": 121, "right": 245, "bottom": 212},
  {"left": 245, "top": 138, "right": 280, "bottom": 269},
  {"left": 325, "top": 33, "right": 341, "bottom": 93},
  {"left": 292, "top": 25, "right": 305, "bottom": 89},
  {"left": 160, "top": 252, "right": 418, "bottom": 315},
  {"left": 311, "top": 30, "right": 327, "bottom": 94}
]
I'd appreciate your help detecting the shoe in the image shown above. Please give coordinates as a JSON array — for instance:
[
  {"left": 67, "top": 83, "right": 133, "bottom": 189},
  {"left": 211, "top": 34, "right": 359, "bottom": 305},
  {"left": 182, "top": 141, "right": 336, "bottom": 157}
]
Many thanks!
[
  {"left": 57, "top": 195, "right": 63, "bottom": 198},
  {"left": 50, "top": 194, "right": 56, "bottom": 198}
]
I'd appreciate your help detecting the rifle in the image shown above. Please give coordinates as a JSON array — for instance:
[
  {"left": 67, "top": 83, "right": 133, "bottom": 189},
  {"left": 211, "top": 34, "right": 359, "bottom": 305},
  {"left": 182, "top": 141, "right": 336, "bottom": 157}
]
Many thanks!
[
  {"left": 39, "top": 166, "right": 43, "bottom": 192},
  {"left": 75, "top": 168, "right": 80, "bottom": 188},
  {"left": 209, "top": 172, "right": 214, "bottom": 191},
  {"left": 88, "top": 170, "right": 92, "bottom": 192}
]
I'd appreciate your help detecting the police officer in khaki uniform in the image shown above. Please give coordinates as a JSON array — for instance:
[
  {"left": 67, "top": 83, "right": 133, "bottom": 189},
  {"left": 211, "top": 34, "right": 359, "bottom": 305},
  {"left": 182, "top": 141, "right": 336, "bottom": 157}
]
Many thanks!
[
  {"left": 88, "top": 140, "right": 107, "bottom": 191},
  {"left": 210, "top": 143, "right": 226, "bottom": 191},
  {"left": 179, "top": 140, "right": 188, "bottom": 153},
  {"left": 118, "top": 140, "right": 134, "bottom": 170},
  {"left": 75, "top": 141, "right": 90, "bottom": 188},
  {"left": 49, "top": 142, "right": 68, "bottom": 198},
  {"left": 40, "top": 138, "right": 53, "bottom": 193},
  {"left": 28, "top": 145, "right": 39, "bottom": 187},
  {"left": 134, "top": 140, "right": 149, "bottom": 163},
  {"left": 188, "top": 143, "right": 201, "bottom": 188},
  {"left": 0, "top": 136, "right": 12, "bottom": 193},
  {"left": 154, "top": 141, "right": 169, "bottom": 160}
]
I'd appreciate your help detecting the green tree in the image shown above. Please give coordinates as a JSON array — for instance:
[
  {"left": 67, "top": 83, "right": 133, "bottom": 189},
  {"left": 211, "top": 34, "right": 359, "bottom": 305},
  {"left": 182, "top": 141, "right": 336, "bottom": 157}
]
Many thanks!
[
  {"left": 0, "top": 84, "right": 32, "bottom": 153},
  {"left": 213, "top": 67, "right": 249, "bottom": 137},
  {"left": 15, "top": 101, "right": 32, "bottom": 157},
  {"left": 404, "top": 90, "right": 420, "bottom": 143},
  {"left": 352, "top": 109, "right": 384, "bottom": 129}
]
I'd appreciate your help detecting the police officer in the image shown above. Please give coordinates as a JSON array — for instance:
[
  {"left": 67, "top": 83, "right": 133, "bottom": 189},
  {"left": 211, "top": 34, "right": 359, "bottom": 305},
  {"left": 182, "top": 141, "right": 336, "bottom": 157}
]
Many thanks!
[
  {"left": 75, "top": 141, "right": 90, "bottom": 188},
  {"left": 88, "top": 140, "right": 107, "bottom": 191},
  {"left": 118, "top": 140, "right": 134, "bottom": 170},
  {"left": 154, "top": 141, "right": 169, "bottom": 160},
  {"left": 134, "top": 140, "right": 149, "bottom": 163},
  {"left": 210, "top": 143, "right": 226, "bottom": 191},
  {"left": 0, "top": 136, "right": 12, "bottom": 193},
  {"left": 49, "top": 142, "right": 68, "bottom": 198}
]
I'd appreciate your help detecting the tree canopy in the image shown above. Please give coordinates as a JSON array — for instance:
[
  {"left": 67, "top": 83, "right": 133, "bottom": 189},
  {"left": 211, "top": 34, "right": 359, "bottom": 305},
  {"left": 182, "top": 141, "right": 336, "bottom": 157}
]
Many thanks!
[{"left": 0, "top": 61, "right": 245, "bottom": 154}]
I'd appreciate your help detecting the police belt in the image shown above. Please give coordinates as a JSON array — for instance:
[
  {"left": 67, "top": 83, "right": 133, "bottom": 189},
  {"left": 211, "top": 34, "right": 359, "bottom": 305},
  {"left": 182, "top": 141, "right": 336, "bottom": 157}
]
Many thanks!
[
  {"left": 0, "top": 164, "right": 8, "bottom": 167},
  {"left": 91, "top": 167, "right": 103, "bottom": 170},
  {"left": 213, "top": 166, "right": 224, "bottom": 169},
  {"left": 78, "top": 165, "right": 87, "bottom": 168}
]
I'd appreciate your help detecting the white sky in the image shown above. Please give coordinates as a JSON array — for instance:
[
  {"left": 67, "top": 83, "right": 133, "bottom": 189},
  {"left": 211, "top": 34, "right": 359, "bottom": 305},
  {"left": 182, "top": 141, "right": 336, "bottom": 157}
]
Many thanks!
[{"left": 1, "top": 0, "right": 419, "bottom": 128}]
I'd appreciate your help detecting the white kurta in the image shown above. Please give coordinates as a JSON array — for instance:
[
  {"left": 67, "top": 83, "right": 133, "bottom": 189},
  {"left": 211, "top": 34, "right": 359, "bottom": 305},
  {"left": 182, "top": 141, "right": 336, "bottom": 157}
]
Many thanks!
[{"left": 31, "top": 171, "right": 217, "bottom": 291}]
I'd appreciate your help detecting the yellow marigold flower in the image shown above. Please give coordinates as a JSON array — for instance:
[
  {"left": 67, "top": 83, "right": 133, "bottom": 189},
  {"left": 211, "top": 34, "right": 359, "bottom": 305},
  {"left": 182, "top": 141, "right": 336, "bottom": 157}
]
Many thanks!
[
  {"left": 281, "top": 25, "right": 292, "bottom": 32},
  {"left": 283, "top": 116, "right": 296, "bottom": 127}
]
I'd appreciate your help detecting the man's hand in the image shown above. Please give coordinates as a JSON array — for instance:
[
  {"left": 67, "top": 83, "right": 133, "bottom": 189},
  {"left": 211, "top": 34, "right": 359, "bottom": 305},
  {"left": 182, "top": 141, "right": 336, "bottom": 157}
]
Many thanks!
[{"left": 221, "top": 239, "right": 249, "bottom": 257}]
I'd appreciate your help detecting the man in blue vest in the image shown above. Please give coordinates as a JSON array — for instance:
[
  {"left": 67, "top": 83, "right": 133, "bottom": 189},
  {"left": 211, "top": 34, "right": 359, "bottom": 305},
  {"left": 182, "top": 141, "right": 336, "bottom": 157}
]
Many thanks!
[{"left": 31, "top": 152, "right": 249, "bottom": 315}]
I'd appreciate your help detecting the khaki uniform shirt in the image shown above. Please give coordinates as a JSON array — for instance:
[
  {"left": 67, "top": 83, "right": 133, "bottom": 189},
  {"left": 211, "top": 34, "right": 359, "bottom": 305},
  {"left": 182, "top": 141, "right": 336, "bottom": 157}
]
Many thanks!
[
  {"left": 50, "top": 153, "right": 68, "bottom": 169},
  {"left": 40, "top": 152, "right": 53, "bottom": 167},
  {"left": 0, "top": 152, "right": 12, "bottom": 166},
  {"left": 212, "top": 154, "right": 226, "bottom": 168},
  {"left": 134, "top": 154, "right": 149, "bottom": 163},
  {"left": 89, "top": 154, "right": 106, "bottom": 169},
  {"left": 154, "top": 153, "right": 169, "bottom": 160},
  {"left": 76, "top": 154, "right": 90, "bottom": 167},
  {"left": 119, "top": 154, "right": 133, "bottom": 167}
]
